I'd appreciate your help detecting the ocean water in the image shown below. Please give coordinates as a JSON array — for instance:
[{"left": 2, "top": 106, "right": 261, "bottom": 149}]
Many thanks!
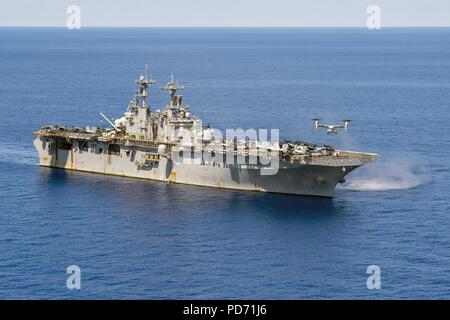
[{"left": 0, "top": 27, "right": 449, "bottom": 299}]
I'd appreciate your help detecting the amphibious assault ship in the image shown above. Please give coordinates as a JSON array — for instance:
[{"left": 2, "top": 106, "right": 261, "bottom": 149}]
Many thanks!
[{"left": 33, "top": 66, "right": 378, "bottom": 197}]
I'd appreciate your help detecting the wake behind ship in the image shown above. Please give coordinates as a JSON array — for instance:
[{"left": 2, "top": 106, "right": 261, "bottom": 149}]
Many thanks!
[{"left": 33, "top": 66, "right": 378, "bottom": 197}]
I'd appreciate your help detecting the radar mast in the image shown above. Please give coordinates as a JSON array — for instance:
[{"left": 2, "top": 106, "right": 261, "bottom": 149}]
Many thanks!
[
  {"left": 163, "top": 73, "right": 184, "bottom": 107},
  {"left": 135, "top": 64, "right": 156, "bottom": 107}
]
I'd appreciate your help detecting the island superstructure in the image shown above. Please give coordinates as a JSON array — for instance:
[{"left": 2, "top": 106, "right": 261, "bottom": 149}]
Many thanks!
[{"left": 33, "top": 66, "right": 378, "bottom": 197}]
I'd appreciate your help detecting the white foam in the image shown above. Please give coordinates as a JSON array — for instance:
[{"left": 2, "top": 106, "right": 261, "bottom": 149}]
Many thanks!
[
  {"left": 344, "top": 178, "right": 422, "bottom": 191},
  {"left": 341, "top": 157, "right": 427, "bottom": 191}
]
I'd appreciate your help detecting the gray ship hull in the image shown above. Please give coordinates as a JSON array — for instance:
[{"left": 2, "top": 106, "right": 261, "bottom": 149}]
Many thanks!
[{"left": 33, "top": 137, "right": 364, "bottom": 197}]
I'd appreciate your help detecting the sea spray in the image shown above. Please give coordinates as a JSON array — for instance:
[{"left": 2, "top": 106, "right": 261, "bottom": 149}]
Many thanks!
[{"left": 341, "top": 155, "right": 428, "bottom": 191}]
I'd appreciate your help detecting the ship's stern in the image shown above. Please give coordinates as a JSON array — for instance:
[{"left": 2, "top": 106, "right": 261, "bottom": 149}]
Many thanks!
[{"left": 33, "top": 136, "right": 54, "bottom": 167}]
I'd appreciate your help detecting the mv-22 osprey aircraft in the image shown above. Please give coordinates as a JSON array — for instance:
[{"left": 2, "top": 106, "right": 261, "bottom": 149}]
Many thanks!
[{"left": 313, "top": 118, "right": 351, "bottom": 134}]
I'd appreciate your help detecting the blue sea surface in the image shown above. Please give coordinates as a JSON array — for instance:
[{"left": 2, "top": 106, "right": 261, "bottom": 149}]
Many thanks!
[{"left": 0, "top": 27, "right": 449, "bottom": 299}]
